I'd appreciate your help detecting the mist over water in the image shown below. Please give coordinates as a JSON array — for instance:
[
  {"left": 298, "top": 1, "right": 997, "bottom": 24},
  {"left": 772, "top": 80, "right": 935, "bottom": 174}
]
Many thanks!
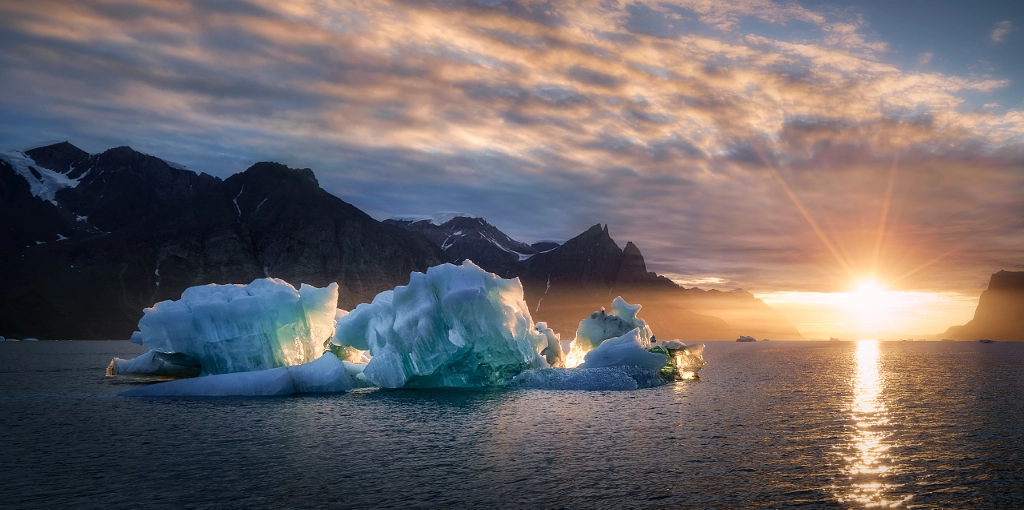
[{"left": 1, "top": 340, "right": 1022, "bottom": 508}]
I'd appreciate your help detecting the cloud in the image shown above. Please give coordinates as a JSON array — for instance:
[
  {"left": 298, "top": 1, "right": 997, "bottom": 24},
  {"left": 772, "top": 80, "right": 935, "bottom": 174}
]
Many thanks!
[
  {"left": 991, "top": 20, "right": 1012, "bottom": 43},
  {"left": 0, "top": 0, "right": 1021, "bottom": 296},
  {"left": 917, "top": 52, "right": 933, "bottom": 65}
]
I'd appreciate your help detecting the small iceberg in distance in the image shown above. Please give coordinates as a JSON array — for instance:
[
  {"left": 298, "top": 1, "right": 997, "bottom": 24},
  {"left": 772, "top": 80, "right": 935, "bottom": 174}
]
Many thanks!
[{"left": 736, "top": 335, "right": 756, "bottom": 342}]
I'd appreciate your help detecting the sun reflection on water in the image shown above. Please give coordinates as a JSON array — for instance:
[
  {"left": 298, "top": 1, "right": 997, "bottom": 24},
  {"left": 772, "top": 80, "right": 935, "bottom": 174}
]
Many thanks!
[{"left": 838, "top": 340, "right": 911, "bottom": 507}]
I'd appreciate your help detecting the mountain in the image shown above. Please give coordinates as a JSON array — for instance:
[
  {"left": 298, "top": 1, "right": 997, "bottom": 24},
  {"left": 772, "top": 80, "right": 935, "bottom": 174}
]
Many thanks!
[
  {"left": 944, "top": 270, "right": 1024, "bottom": 341},
  {"left": 516, "top": 224, "right": 802, "bottom": 340},
  {"left": 0, "top": 143, "right": 446, "bottom": 340},
  {"left": 388, "top": 218, "right": 803, "bottom": 340},
  {"left": 383, "top": 214, "right": 536, "bottom": 277}
]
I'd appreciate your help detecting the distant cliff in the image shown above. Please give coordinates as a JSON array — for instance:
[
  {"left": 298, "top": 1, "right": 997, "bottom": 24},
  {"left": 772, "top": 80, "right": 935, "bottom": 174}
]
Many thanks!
[
  {"left": 947, "top": 270, "right": 1024, "bottom": 341},
  {"left": 0, "top": 143, "right": 446, "bottom": 339}
]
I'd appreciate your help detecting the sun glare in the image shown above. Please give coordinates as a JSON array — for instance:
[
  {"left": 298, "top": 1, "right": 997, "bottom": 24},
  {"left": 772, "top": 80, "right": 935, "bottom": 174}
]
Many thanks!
[{"left": 840, "top": 280, "right": 896, "bottom": 338}]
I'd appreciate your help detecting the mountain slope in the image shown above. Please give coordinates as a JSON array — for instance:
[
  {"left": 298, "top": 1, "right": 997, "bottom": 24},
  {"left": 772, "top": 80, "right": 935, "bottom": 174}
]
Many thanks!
[
  {"left": 0, "top": 143, "right": 446, "bottom": 339},
  {"left": 384, "top": 214, "right": 537, "bottom": 277}
]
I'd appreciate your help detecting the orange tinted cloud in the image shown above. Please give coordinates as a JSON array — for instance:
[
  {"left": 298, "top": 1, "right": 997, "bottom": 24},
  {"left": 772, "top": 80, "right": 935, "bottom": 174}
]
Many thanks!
[{"left": 0, "top": 0, "right": 1020, "bottom": 297}]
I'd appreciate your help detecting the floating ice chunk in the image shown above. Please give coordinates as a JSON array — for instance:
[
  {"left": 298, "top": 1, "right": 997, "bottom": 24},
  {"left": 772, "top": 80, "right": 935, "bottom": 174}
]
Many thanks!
[
  {"left": 509, "top": 365, "right": 667, "bottom": 391},
  {"left": 131, "top": 278, "right": 338, "bottom": 375},
  {"left": 661, "top": 341, "right": 706, "bottom": 373},
  {"left": 578, "top": 329, "right": 667, "bottom": 371},
  {"left": 333, "top": 261, "right": 553, "bottom": 388},
  {"left": 122, "top": 353, "right": 350, "bottom": 397},
  {"left": 107, "top": 350, "right": 201, "bottom": 378},
  {"left": 574, "top": 296, "right": 653, "bottom": 350},
  {"left": 535, "top": 322, "right": 564, "bottom": 367}
]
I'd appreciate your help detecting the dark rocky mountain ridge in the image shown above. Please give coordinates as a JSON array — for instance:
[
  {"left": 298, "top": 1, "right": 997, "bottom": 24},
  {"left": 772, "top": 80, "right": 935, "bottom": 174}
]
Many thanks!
[
  {"left": 389, "top": 218, "right": 805, "bottom": 340},
  {"left": 0, "top": 143, "right": 446, "bottom": 339},
  {"left": 383, "top": 214, "right": 538, "bottom": 278},
  {"left": 942, "top": 270, "right": 1024, "bottom": 341},
  {"left": 5, "top": 141, "right": 805, "bottom": 342}
]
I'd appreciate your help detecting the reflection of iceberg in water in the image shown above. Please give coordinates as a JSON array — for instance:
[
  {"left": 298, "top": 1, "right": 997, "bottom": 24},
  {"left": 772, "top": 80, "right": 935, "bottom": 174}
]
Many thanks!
[
  {"left": 112, "top": 262, "right": 704, "bottom": 396},
  {"left": 836, "top": 340, "right": 911, "bottom": 507}
]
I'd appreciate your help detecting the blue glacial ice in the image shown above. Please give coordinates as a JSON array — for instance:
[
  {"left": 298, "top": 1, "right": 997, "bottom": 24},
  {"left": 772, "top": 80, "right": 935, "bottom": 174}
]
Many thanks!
[
  {"left": 107, "top": 350, "right": 202, "bottom": 378},
  {"left": 578, "top": 329, "right": 666, "bottom": 371},
  {"left": 111, "top": 264, "right": 704, "bottom": 395},
  {"left": 127, "top": 278, "right": 339, "bottom": 375},
  {"left": 122, "top": 353, "right": 351, "bottom": 397},
  {"left": 332, "top": 261, "right": 558, "bottom": 388},
  {"left": 509, "top": 365, "right": 668, "bottom": 391},
  {"left": 573, "top": 296, "right": 653, "bottom": 350},
  {"left": 511, "top": 330, "right": 674, "bottom": 391}
]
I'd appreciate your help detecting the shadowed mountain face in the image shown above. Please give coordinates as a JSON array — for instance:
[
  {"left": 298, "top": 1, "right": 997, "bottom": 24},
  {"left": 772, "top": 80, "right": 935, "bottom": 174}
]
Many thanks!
[
  {"left": 948, "top": 271, "right": 1024, "bottom": 341},
  {"left": 388, "top": 219, "right": 804, "bottom": 341},
  {"left": 0, "top": 143, "right": 446, "bottom": 340}
]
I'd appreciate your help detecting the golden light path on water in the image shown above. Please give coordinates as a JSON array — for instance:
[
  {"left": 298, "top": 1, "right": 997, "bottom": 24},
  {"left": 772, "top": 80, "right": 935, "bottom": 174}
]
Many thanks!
[{"left": 838, "top": 340, "right": 912, "bottom": 507}]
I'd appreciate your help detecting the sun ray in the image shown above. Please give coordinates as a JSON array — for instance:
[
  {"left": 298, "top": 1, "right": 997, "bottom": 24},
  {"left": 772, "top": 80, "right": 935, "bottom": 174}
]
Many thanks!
[
  {"left": 884, "top": 248, "right": 961, "bottom": 288},
  {"left": 754, "top": 146, "right": 856, "bottom": 281},
  {"left": 871, "top": 153, "right": 900, "bottom": 279}
]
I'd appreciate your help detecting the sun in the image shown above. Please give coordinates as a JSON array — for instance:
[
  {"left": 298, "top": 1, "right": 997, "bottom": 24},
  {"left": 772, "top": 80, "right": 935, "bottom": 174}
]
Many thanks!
[{"left": 840, "top": 280, "right": 891, "bottom": 338}]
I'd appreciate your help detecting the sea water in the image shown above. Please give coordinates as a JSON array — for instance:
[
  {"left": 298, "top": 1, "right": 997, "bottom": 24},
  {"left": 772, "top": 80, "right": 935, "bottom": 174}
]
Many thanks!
[{"left": 1, "top": 340, "right": 1022, "bottom": 508}]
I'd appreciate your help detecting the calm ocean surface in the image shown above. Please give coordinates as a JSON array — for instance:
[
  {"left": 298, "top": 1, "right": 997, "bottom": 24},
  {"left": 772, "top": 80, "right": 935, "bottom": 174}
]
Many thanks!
[{"left": 1, "top": 340, "right": 1022, "bottom": 509}]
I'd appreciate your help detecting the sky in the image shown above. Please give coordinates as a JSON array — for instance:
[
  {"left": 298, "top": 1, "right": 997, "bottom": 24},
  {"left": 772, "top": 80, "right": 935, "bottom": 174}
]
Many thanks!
[{"left": 1, "top": 0, "right": 1022, "bottom": 337}]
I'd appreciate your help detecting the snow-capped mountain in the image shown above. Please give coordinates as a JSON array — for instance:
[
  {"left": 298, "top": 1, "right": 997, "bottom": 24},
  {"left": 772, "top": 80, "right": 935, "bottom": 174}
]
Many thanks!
[
  {"left": 383, "top": 214, "right": 546, "bottom": 277},
  {"left": 0, "top": 142, "right": 445, "bottom": 339}
]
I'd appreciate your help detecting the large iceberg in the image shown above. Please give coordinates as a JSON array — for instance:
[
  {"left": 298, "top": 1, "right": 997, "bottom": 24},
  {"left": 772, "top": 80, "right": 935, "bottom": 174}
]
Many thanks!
[
  {"left": 127, "top": 278, "right": 338, "bottom": 375},
  {"left": 122, "top": 353, "right": 351, "bottom": 397},
  {"left": 332, "top": 261, "right": 557, "bottom": 388},
  {"left": 111, "top": 266, "right": 705, "bottom": 396}
]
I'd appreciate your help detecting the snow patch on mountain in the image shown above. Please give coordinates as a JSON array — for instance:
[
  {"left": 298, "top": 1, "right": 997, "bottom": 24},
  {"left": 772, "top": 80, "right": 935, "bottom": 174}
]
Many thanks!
[
  {"left": 390, "top": 211, "right": 479, "bottom": 226},
  {"left": 0, "top": 150, "right": 81, "bottom": 205}
]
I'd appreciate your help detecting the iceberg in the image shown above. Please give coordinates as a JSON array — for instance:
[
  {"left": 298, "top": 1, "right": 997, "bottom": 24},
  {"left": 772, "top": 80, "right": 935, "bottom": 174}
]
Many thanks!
[
  {"left": 512, "top": 330, "right": 705, "bottom": 391},
  {"left": 122, "top": 353, "right": 350, "bottom": 397},
  {"left": 107, "top": 350, "right": 202, "bottom": 378},
  {"left": 509, "top": 365, "right": 666, "bottom": 391},
  {"left": 574, "top": 297, "right": 654, "bottom": 350},
  {"left": 578, "top": 329, "right": 666, "bottom": 371},
  {"left": 127, "top": 278, "right": 338, "bottom": 375},
  {"left": 333, "top": 261, "right": 556, "bottom": 388}
]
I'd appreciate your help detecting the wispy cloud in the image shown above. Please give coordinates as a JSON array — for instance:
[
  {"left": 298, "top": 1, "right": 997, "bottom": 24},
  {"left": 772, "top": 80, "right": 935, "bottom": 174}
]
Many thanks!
[
  {"left": 991, "top": 20, "right": 1013, "bottom": 43},
  {"left": 0, "top": 0, "right": 1021, "bottom": 295}
]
